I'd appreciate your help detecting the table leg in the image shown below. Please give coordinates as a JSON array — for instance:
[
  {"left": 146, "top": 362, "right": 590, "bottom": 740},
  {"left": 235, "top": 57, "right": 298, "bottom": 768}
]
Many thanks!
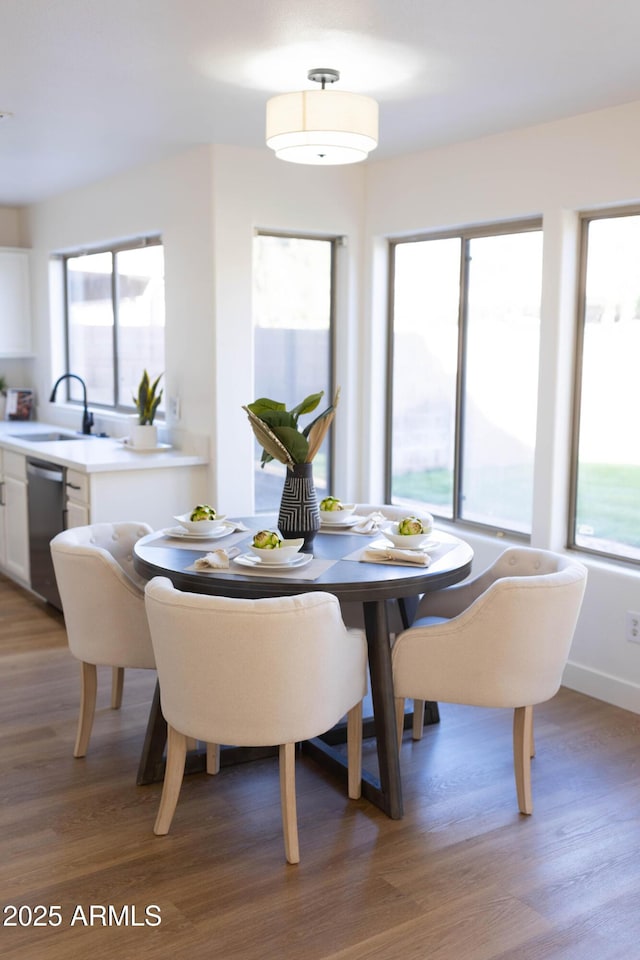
[
  {"left": 362, "top": 599, "right": 404, "bottom": 819},
  {"left": 137, "top": 680, "right": 166, "bottom": 785}
]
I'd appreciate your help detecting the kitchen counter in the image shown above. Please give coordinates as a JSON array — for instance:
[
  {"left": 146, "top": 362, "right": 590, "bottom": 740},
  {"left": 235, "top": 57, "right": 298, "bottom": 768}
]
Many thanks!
[{"left": 0, "top": 421, "right": 208, "bottom": 472}]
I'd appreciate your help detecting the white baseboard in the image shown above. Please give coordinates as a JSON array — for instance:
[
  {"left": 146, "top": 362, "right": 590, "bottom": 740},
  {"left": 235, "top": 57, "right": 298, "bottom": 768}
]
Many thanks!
[{"left": 562, "top": 661, "right": 640, "bottom": 716}]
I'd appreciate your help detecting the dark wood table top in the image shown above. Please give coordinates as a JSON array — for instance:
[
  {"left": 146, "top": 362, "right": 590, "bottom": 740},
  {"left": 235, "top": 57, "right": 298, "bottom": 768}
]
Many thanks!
[{"left": 133, "top": 516, "right": 474, "bottom": 603}]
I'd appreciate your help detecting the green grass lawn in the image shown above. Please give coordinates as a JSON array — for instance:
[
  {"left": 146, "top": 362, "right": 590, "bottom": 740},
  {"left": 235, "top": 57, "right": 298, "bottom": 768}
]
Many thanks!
[{"left": 392, "top": 463, "right": 640, "bottom": 549}]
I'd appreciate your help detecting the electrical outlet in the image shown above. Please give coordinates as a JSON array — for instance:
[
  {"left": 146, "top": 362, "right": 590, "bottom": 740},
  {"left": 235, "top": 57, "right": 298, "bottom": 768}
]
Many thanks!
[
  {"left": 168, "top": 395, "right": 181, "bottom": 420},
  {"left": 626, "top": 611, "right": 640, "bottom": 644}
]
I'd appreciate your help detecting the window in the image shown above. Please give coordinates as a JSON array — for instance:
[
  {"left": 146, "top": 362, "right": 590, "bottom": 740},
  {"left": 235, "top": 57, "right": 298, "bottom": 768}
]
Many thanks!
[
  {"left": 252, "top": 233, "right": 335, "bottom": 512},
  {"left": 571, "top": 209, "right": 640, "bottom": 564},
  {"left": 62, "top": 238, "right": 165, "bottom": 413},
  {"left": 389, "top": 221, "right": 543, "bottom": 534}
]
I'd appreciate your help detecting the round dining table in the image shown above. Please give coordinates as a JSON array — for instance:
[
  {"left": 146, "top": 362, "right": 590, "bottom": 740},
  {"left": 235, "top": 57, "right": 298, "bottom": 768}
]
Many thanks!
[{"left": 133, "top": 516, "right": 473, "bottom": 819}]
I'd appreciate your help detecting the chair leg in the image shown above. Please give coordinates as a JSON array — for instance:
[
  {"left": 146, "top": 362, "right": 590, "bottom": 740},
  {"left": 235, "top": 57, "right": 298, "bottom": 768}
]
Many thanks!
[
  {"left": 206, "top": 743, "right": 221, "bottom": 775},
  {"left": 530, "top": 709, "right": 536, "bottom": 758},
  {"left": 279, "top": 742, "right": 299, "bottom": 865},
  {"left": 185, "top": 737, "right": 198, "bottom": 751},
  {"left": 154, "top": 725, "right": 188, "bottom": 836},
  {"left": 347, "top": 701, "right": 363, "bottom": 799},
  {"left": 74, "top": 661, "right": 97, "bottom": 758},
  {"left": 111, "top": 667, "right": 124, "bottom": 709},
  {"left": 513, "top": 705, "right": 534, "bottom": 815},
  {"left": 412, "top": 699, "right": 425, "bottom": 740},
  {"left": 395, "top": 697, "right": 406, "bottom": 752}
]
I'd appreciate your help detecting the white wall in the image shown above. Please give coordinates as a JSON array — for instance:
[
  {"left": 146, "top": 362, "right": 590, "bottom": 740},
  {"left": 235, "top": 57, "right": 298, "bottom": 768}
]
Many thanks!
[{"left": 364, "top": 99, "right": 640, "bottom": 713}]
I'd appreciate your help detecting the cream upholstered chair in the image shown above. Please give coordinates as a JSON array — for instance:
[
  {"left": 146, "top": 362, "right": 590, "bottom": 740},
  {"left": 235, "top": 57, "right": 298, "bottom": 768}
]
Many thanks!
[
  {"left": 50, "top": 521, "right": 155, "bottom": 758},
  {"left": 392, "top": 547, "right": 587, "bottom": 815},
  {"left": 144, "top": 578, "right": 367, "bottom": 864}
]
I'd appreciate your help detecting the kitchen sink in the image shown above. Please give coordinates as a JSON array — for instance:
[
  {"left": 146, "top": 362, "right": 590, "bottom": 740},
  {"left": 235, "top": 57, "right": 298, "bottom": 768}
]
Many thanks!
[{"left": 11, "top": 432, "right": 92, "bottom": 442}]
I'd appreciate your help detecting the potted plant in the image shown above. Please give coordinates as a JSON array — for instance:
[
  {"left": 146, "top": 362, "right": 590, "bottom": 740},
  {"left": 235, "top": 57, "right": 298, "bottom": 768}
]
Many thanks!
[
  {"left": 243, "top": 388, "right": 340, "bottom": 547},
  {"left": 131, "top": 370, "right": 163, "bottom": 448}
]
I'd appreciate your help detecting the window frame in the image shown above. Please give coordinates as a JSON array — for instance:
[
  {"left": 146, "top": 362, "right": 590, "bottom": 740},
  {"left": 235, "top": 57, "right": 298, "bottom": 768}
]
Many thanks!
[
  {"left": 568, "top": 204, "right": 640, "bottom": 567},
  {"left": 252, "top": 229, "right": 339, "bottom": 507},
  {"left": 60, "top": 235, "right": 164, "bottom": 416},
  {"left": 386, "top": 217, "right": 543, "bottom": 537}
]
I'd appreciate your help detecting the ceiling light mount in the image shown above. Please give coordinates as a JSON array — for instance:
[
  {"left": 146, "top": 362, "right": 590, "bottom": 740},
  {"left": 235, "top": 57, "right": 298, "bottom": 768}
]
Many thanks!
[
  {"left": 307, "top": 68, "right": 340, "bottom": 88},
  {"left": 266, "top": 68, "right": 378, "bottom": 166}
]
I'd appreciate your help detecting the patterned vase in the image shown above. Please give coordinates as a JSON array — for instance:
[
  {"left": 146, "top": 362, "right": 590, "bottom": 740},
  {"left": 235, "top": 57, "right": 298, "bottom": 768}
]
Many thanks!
[{"left": 278, "top": 462, "right": 320, "bottom": 551}]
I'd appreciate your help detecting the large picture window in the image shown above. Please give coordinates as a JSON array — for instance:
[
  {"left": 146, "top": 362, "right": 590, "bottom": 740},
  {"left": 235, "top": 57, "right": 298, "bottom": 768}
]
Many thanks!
[
  {"left": 389, "top": 221, "right": 543, "bottom": 534},
  {"left": 571, "top": 209, "right": 640, "bottom": 563},
  {"left": 62, "top": 238, "right": 165, "bottom": 414},
  {"left": 252, "top": 232, "right": 335, "bottom": 513}
]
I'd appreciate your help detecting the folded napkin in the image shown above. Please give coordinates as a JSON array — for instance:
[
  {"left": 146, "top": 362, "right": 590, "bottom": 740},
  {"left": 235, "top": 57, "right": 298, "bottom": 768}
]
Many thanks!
[
  {"left": 193, "top": 549, "right": 234, "bottom": 570},
  {"left": 361, "top": 546, "right": 431, "bottom": 566},
  {"left": 353, "top": 511, "right": 387, "bottom": 534},
  {"left": 227, "top": 521, "right": 249, "bottom": 532}
]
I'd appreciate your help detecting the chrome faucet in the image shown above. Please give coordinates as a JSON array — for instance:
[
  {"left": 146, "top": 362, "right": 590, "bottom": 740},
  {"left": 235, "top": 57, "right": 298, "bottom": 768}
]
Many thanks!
[{"left": 49, "top": 373, "right": 94, "bottom": 435}]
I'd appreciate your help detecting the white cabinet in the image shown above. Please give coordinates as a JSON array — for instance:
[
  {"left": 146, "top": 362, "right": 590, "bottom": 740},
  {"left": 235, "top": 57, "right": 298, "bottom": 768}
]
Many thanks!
[
  {"left": 0, "top": 248, "right": 32, "bottom": 357},
  {"left": 65, "top": 469, "right": 90, "bottom": 528},
  {"left": 0, "top": 450, "right": 30, "bottom": 583}
]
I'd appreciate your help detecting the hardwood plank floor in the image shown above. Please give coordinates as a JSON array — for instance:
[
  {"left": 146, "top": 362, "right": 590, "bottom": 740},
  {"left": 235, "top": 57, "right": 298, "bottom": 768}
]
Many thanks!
[{"left": 2, "top": 573, "right": 640, "bottom": 960}]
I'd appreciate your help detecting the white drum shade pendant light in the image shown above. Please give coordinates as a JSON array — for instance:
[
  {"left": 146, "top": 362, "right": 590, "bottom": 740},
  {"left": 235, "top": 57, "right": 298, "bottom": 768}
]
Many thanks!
[{"left": 266, "top": 68, "right": 378, "bottom": 165}]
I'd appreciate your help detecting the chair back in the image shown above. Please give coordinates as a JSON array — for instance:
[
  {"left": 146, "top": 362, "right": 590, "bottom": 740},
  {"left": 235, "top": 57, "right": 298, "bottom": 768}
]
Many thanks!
[
  {"left": 50, "top": 521, "right": 155, "bottom": 669},
  {"left": 144, "top": 578, "right": 368, "bottom": 747},
  {"left": 394, "top": 548, "right": 588, "bottom": 708}
]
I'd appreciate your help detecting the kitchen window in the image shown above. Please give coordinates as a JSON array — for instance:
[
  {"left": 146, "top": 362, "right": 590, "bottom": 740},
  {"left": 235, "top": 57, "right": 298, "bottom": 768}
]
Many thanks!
[
  {"left": 61, "top": 238, "right": 165, "bottom": 414},
  {"left": 570, "top": 208, "right": 640, "bottom": 564},
  {"left": 388, "top": 221, "right": 543, "bottom": 534},
  {"left": 252, "top": 232, "right": 336, "bottom": 513}
]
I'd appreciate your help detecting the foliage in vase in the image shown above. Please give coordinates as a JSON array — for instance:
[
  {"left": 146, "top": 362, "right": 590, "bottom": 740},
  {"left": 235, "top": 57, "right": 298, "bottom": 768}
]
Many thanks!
[
  {"left": 134, "top": 370, "right": 163, "bottom": 425},
  {"left": 243, "top": 388, "right": 340, "bottom": 469}
]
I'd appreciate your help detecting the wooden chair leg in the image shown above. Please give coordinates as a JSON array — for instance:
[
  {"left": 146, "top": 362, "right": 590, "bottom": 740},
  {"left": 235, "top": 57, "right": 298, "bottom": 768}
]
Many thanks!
[
  {"left": 206, "top": 743, "right": 220, "bottom": 775},
  {"left": 513, "top": 705, "right": 534, "bottom": 815},
  {"left": 279, "top": 742, "right": 299, "bottom": 865},
  {"left": 412, "top": 699, "right": 425, "bottom": 740},
  {"left": 185, "top": 737, "right": 197, "bottom": 752},
  {"left": 74, "top": 661, "right": 97, "bottom": 758},
  {"left": 154, "top": 725, "right": 188, "bottom": 835},
  {"left": 530, "top": 708, "right": 536, "bottom": 758},
  {"left": 111, "top": 666, "right": 124, "bottom": 709},
  {"left": 395, "top": 697, "right": 406, "bottom": 752},
  {"left": 346, "top": 701, "right": 363, "bottom": 799}
]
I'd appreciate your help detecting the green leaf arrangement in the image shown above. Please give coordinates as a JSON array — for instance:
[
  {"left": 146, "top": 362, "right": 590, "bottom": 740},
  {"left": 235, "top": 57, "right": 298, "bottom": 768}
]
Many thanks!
[
  {"left": 134, "top": 370, "right": 163, "bottom": 425},
  {"left": 243, "top": 388, "right": 340, "bottom": 469}
]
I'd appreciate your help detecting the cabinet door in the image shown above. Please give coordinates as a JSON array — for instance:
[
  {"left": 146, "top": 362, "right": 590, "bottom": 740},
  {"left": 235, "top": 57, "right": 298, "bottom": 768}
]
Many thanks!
[
  {"left": 3, "top": 473, "right": 30, "bottom": 582},
  {"left": 66, "top": 500, "right": 90, "bottom": 528},
  {"left": 0, "top": 248, "right": 32, "bottom": 357}
]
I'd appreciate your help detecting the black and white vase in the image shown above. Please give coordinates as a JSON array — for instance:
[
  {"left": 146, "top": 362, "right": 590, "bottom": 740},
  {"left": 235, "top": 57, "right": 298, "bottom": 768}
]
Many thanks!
[{"left": 278, "top": 462, "right": 320, "bottom": 551}]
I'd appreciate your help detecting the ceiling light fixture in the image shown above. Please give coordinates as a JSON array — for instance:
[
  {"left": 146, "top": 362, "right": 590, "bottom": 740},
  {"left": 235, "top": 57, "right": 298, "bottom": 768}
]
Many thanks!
[{"left": 265, "top": 68, "right": 378, "bottom": 165}]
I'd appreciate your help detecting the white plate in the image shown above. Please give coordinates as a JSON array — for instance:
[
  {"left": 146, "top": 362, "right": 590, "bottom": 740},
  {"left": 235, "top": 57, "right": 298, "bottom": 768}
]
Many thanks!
[
  {"left": 119, "top": 438, "right": 172, "bottom": 453},
  {"left": 320, "top": 515, "right": 363, "bottom": 528},
  {"left": 234, "top": 552, "right": 313, "bottom": 569},
  {"left": 374, "top": 536, "right": 440, "bottom": 553},
  {"left": 162, "top": 522, "right": 237, "bottom": 540}
]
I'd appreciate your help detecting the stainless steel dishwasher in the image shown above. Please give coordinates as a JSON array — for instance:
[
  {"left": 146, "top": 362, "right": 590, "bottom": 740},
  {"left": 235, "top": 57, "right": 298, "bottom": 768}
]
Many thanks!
[{"left": 26, "top": 458, "right": 65, "bottom": 610}]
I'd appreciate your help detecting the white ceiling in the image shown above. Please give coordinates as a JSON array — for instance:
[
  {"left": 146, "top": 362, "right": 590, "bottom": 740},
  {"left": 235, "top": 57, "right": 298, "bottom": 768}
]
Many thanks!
[{"left": 2, "top": 0, "right": 640, "bottom": 206}]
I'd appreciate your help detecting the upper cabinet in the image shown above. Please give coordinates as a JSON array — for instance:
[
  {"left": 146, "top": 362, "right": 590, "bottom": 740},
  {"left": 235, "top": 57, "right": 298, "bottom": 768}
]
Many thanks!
[{"left": 0, "top": 248, "right": 32, "bottom": 357}]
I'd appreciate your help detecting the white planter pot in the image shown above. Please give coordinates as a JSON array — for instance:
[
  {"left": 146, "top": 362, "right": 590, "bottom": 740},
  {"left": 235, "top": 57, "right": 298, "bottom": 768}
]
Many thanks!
[{"left": 129, "top": 424, "right": 158, "bottom": 449}]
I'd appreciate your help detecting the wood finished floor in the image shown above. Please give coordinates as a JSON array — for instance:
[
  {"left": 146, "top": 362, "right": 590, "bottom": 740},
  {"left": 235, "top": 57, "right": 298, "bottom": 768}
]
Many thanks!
[{"left": 2, "top": 573, "right": 640, "bottom": 960}]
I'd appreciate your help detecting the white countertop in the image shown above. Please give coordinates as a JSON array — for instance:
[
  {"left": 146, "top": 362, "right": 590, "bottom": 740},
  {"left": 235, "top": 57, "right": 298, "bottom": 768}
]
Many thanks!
[{"left": 0, "top": 421, "right": 208, "bottom": 473}]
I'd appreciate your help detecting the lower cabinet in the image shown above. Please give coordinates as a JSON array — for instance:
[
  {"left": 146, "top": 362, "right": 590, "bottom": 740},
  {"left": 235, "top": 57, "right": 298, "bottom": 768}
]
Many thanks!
[
  {"left": 0, "top": 450, "right": 30, "bottom": 584},
  {"left": 64, "top": 470, "right": 90, "bottom": 528},
  {"left": 64, "top": 465, "right": 208, "bottom": 531}
]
